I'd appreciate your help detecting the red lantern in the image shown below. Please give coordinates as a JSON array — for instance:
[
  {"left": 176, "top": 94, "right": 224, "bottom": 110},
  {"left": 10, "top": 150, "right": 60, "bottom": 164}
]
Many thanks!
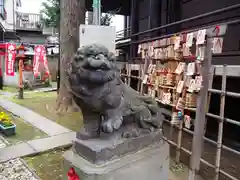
[{"left": 67, "top": 167, "right": 80, "bottom": 180}]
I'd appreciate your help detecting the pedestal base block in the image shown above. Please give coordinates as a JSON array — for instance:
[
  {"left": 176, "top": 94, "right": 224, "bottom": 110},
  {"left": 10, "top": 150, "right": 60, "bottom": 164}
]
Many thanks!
[{"left": 63, "top": 141, "right": 169, "bottom": 180}]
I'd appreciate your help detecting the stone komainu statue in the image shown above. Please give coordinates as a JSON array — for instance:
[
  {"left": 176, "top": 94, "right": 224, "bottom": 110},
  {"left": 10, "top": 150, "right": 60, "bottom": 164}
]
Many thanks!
[{"left": 69, "top": 44, "right": 163, "bottom": 139}]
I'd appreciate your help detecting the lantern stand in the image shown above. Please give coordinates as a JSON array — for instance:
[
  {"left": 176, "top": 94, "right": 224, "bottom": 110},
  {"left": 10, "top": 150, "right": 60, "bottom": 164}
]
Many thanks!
[{"left": 15, "top": 44, "right": 26, "bottom": 99}]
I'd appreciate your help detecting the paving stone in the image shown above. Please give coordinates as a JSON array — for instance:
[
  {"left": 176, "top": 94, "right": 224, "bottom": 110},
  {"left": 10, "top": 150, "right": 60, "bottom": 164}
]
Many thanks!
[
  {"left": 0, "top": 132, "right": 75, "bottom": 162},
  {"left": 27, "top": 132, "right": 75, "bottom": 153},
  {"left": 0, "top": 143, "right": 35, "bottom": 163},
  {"left": 0, "top": 99, "right": 71, "bottom": 136},
  {"left": 0, "top": 86, "right": 57, "bottom": 98},
  {"left": 33, "top": 87, "right": 57, "bottom": 92},
  {"left": 19, "top": 87, "right": 57, "bottom": 95}
]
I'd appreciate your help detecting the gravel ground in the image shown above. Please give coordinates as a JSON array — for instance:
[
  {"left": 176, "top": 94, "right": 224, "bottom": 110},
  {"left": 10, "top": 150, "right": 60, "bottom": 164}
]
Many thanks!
[
  {"left": 0, "top": 135, "right": 39, "bottom": 180},
  {"left": 0, "top": 159, "right": 38, "bottom": 180}
]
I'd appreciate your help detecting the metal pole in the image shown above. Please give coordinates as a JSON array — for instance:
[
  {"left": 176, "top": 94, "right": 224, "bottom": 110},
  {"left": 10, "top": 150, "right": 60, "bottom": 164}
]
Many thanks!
[
  {"left": 99, "top": 0, "right": 101, "bottom": 25},
  {"left": 13, "top": 0, "right": 16, "bottom": 30},
  {"left": 214, "top": 64, "right": 227, "bottom": 180},
  {"left": 87, "top": 11, "right": 93, "bottom": 24},
  {"left": 93, "top": 0, "right": 101, "bottom": 25}
]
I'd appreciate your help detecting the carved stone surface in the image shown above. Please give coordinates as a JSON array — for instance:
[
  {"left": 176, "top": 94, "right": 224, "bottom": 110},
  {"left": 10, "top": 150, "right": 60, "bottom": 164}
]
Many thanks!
[
  {"left": 63, "top": 44, "right": 169, "bottom": 180},
  {"left": 69, "top": 44, "right": 164, "bottom": 140},
  {"left": 74, "top": 129, "right": 163, "bottom": 165},
  {"left": 63, "top": 140, "right": 169, "bottom": 180}
]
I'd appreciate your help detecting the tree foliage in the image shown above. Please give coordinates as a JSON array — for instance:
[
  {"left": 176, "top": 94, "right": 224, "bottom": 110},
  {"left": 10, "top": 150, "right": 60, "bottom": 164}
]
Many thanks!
[
  {"left": 40, "top": 0, "right": 114, "bottom": 27},
  {"left": 100, "top": 13, "right": 114, "bottom": 26},
  {"left": 40, "top": 0, "right": 60, "bottom": 28}
]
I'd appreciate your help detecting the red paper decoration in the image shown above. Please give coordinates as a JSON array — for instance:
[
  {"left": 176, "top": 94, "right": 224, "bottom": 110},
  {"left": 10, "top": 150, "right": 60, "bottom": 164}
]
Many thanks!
[{"left": 67, "top": 167, "right": 80, "bottom": 180}]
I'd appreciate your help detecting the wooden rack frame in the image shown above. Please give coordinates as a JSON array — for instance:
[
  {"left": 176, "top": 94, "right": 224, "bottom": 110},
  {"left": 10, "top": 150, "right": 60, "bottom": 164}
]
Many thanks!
[{"left": 119, "top": 21, "right": 240, "bottom": 180}]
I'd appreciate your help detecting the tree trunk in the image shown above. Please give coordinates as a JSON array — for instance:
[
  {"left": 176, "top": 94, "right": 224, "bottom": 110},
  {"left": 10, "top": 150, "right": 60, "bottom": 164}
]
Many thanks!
[{"left": 56, "top": 0, "right": 85, "bottom": 112}]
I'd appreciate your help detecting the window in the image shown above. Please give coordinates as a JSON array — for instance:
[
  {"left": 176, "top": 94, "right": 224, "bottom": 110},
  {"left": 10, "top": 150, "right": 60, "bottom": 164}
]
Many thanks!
[
  {"left": 16, "top": 0, "right": 21, "bottom": 7},
  {"left": 0, "top": 0, "right": 5, "bottom": 20}
]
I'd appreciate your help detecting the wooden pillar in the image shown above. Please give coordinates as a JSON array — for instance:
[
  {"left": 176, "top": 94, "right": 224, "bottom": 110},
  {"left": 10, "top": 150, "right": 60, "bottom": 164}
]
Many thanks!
[
  {"left": 124, "top": 16, "right": 130, "bottom": 37},
  {"left": 172, "top": 0, "right": 181, "bottom": 32},
  {"left": 189, "top": 38, "right": 213, "bottom": 180},
  {"left": 149, "top": 0, "right": 162, "bottom": 37},
  {"left": 148, "top": 0, "right": 152, "bottom": 30},
  {"left": 166, "top": 0, "right": 181, "bottom": 34},
  {"left": 130, "top": 0, "right": 138, "bottom": 63}
]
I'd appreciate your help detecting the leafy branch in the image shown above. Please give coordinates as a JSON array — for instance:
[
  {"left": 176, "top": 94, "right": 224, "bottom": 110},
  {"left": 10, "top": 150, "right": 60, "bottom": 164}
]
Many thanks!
[{"left": 40, "top": 0, "right": 116, "bottom": 27}]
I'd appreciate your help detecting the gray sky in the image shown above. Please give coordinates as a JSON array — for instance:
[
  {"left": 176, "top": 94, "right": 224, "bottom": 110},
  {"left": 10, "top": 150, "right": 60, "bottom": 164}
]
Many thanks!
[{"left": 18, "top": 0, "right": 124, "bottom": 32}]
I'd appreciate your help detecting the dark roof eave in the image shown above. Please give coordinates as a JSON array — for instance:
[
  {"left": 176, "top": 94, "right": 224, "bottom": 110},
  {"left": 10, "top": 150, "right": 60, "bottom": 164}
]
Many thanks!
[{"left": 86, "top": 0, "right": 131, "bottom": 16}]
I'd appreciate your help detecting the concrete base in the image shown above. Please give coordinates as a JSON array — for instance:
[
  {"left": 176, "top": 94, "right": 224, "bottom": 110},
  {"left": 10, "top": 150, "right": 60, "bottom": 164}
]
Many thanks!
[
  {"left": 63, "top": 141, "right": 169, "bottom": 180},
  {"left": 74, "top": 129, "right": 163, "bottom": 165}
]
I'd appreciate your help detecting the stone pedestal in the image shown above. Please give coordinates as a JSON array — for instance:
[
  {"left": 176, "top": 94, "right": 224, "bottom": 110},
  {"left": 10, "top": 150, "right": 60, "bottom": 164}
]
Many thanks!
[{"left": 63, "top": 130, "right": 169, "bottom": 180}]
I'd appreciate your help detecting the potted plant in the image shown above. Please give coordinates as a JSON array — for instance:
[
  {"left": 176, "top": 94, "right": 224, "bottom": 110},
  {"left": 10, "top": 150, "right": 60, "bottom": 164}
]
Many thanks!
[{"left": 0, "top": 112, "right": 16, "bottom": 136}]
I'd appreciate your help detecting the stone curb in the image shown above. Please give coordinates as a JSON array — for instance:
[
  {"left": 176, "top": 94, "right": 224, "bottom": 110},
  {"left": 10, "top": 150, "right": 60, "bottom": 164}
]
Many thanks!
[
  {"left": 0, "top": 87, "right": 57, "bottom": 97},
  {"left": 19, "top": 158, "right": 41, "bottom": 180},
  {"left": 0, "top": 99, "right": 71, "bottom": 136},
  {"left": 0, "top": 135, "right": 10, "bottom": 146},
  {"left": 0, "top": 143, "right": 73, "bottom": 164},
  {"left": 0, "top": 131, "right": 75, "bottom": 163}
]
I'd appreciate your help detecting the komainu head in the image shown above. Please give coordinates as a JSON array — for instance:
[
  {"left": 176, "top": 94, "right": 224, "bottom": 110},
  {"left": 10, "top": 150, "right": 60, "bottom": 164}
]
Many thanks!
[{"left": 72, "top": 44, "right": 116, "bottom": 72}]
